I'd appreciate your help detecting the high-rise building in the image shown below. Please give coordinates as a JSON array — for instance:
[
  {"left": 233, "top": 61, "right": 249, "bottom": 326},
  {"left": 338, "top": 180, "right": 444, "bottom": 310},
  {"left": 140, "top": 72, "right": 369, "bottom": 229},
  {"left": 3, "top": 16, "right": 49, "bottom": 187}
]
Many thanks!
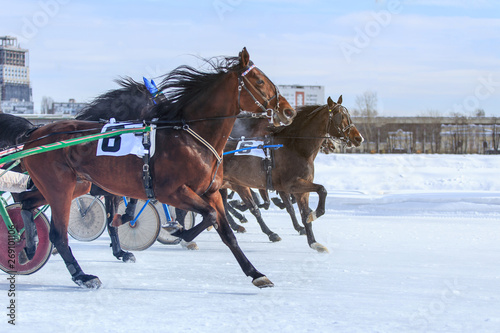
[{"left": 0, "top": 36, "right": 34, "bottom": 113}]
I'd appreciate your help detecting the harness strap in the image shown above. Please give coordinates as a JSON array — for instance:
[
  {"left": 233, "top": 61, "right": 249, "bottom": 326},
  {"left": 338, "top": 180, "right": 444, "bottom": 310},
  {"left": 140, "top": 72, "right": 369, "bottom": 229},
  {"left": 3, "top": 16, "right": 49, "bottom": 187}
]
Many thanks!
[
  {"left": 141, "top": 131, "right": 155, "bottom": 199},
  {"left": 182, "top": 125, "right": 223, "bottom": 195},
  {"left": 263, "top": 136, "right": 275, "bottom": 191},
  {"left": 183, "top": 125, "right": 222, "bottom": 164}
]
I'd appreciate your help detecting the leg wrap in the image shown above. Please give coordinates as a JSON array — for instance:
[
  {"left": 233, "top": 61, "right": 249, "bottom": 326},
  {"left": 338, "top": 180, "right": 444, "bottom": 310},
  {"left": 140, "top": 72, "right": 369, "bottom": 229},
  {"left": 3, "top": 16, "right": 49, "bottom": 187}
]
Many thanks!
[
  {"left": 63, "top": 247, "right": 83, "bottom": 277},
  {"left": 121, "top": 200, "right": 137, "bottom": 223},
  {"left": 21, "top": 209, "right": 38, "bottom": 259}
]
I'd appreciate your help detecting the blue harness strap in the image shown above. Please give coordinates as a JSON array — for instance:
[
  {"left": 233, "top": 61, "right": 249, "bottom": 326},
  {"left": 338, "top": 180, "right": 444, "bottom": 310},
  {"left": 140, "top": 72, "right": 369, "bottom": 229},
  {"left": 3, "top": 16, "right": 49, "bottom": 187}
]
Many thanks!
[{"left": 223, "top": 144, "right": 283, "bottom": 156}]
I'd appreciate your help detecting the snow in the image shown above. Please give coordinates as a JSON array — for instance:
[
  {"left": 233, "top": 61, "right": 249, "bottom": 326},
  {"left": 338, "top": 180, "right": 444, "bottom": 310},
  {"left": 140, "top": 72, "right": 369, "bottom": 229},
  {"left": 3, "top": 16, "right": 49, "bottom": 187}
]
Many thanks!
[{"left": 2, "top": 154, "right": 500, "bottom": 333}]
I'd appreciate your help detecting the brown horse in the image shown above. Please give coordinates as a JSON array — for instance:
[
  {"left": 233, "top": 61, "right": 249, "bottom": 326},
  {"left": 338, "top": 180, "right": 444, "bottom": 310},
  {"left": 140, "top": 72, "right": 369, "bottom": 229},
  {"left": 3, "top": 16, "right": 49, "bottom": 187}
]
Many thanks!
[
  {"left": 0, "top": 113, "right": 136, "bottom": 263},
  {"left": 21, "top": 47, "right": 296, "bottom": 288},
  {"left": 222, "top": 96, "right": 363, "bottom": 252}
]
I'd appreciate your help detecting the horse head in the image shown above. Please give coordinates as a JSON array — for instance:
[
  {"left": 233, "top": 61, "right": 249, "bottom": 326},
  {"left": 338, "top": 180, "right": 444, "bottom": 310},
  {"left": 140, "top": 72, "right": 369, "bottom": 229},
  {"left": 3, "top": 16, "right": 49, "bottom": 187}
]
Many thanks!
[
  {"left": 237, "top": 47, "right": 296, "bottom": 127},
  {"left": 327, "top": 95, "right": 364, "bottom": 148}
]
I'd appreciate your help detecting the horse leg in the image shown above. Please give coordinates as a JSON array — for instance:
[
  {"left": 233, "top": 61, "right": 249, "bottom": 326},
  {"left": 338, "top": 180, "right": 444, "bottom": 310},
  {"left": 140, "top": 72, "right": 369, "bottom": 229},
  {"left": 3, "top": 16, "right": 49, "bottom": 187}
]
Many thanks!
[
  {"left": 227, "top": 202, "right": 248, "bottom": 224},
  {"left": 43, "top": 181, "right": 101, "bottom": 288},
  {"left": 168, "top": 186, "right": 221, "bottom": 242},
  {"left": 120, "top": 197, "right": 137, "bottom": 223},
  {"left": 222, "top": 189, "right": 246, "bottom": 232},
  {"left": 257, "top": 189, "right": 270, "bottom": 210},
  {"left": 48, "top": 217, "right": 101, "bottom": 288},
  {"left": 295, "top": 192, "right": 328, "bottom": 253},
  {"left": 234, "top": 186, "right": 281, "bottom": 242},
  {"left": 286, "top": 179, "right": 327, "bottom": 223},
  {"left": 174, "top": 208, "right": 199, "bottom": 250},
  {"left": 309, "top": 184, "right": 327, "bottom": 223},
  {"left": 17, "top": 190, "right": 47, "bottom": 263},
  {"left": 210, "top": 191, "right": 273, "bottom": 288},
  {"left": 225, "top": 203, "right": 247, "bottom": 233},
  {"left": 105, "top": 196, "right": 136, "bottom": 263},
  {"left": 18, "top": 209, "right": 38, "bottom": 264},
  {"left": 278, "top": 191, "right": 305, "bottom": 235}
]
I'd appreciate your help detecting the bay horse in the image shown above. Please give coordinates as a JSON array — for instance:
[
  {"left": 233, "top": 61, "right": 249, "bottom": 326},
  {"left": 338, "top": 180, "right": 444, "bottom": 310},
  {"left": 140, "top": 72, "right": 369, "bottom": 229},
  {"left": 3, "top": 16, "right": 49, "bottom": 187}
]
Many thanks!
[
  {"left": 222, "top": 96, "right": 363, "bottom": 252},
  {"left": 73, "top": 64, "right": 294, "bottom": 251},
  {"left": 21, "top": 47, "right": 295, "bottom": 288},
  {"left": 0, "top": 114, "right": 135, "bottom": 263},
  {"left": 226, "top": 137, "right": 338, "bottom": 230}
]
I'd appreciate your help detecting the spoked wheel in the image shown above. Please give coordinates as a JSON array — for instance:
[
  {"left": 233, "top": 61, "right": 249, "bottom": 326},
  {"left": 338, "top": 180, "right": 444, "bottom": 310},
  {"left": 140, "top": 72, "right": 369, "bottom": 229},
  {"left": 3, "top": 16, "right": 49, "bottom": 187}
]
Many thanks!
[
  {"left": 155, "top": 203, "right": 196, "bottom": 245},
  {"left": 68, "top": 194, "right": 107, "bottom": 242},
  {"left": 0, "top": 204, "right": 52, "bottom": 275},
  {"left": 116, "top": 199, "right": 160, "bottom": 251}
]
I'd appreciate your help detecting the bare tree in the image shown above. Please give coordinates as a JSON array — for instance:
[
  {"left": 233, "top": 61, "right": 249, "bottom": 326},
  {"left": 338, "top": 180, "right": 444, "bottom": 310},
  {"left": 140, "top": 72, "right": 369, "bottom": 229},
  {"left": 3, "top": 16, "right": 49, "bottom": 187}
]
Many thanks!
[
  {"left": 353, "top": 91, "right": 378, "bottom": 152},
  {"left": 474, "top": 108, "right": 485, "bottom": 117},
  {"left": 354, "top": 91, "right": 378, "bottom": 117},
  {"left": 417, "top": 109, "right": 442, "bottom": 153},
  {"left": 419, "top": 109, "right": 442, "bottom": 117}
]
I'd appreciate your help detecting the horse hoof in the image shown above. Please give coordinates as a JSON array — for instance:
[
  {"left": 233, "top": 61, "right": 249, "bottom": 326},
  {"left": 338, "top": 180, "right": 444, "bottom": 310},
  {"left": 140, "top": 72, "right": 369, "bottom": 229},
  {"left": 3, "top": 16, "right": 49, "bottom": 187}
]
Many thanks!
[
  {"left": 298, "top": 228, "right": 306, "bottom": 235},
  {"left": 73, "top": 274, "right": 102, "bottom": 289},
  {"left": 241, "top": 217, "right": 248, "bottom": 223},
  {"left": 252, "top": 276, "right": 274, "bottom": 288},
  {"left": 237, "top": 226, "right": 246, "bottom": 233},
  {"left": 122, "top": 252, "right": 136, "bottom": 263},
  {"left": 111, "top": 214, "right": 123, "bottom": 227},
  {"left": 310, "top": 242, "right": 329, "bottom": 253},
  {"left": 306, "top": 211, "right": 317, "bottom": 223},
  {"left": 269, "top": 233, "right": 282, "bottom": 242},
  {"left": 184, "top": 242, "right": 199, "bottom": 250},
  {"left": 164, "top": 221, "right": 182, "bottom": 233}
]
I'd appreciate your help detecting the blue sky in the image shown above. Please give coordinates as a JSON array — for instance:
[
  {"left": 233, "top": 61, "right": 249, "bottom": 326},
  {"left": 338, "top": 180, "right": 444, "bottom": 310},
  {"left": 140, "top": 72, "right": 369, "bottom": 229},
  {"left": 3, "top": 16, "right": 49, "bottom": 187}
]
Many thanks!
[{"left": 1, "top": 0, "right": 499, "bottom": 116}]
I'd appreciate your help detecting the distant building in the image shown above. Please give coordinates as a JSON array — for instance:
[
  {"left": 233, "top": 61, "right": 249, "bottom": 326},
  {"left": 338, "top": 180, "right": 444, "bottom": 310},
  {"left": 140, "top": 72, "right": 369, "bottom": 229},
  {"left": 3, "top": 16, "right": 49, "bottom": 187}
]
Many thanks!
[
  {"left": 0, "top": 36, "right": 33, "bottom": 114},
  {"left": 278, "top": 85, "right": 325, "bottom": 108},
  {"left": 50, "top": 99, "right": 87, "bottom": 115}
]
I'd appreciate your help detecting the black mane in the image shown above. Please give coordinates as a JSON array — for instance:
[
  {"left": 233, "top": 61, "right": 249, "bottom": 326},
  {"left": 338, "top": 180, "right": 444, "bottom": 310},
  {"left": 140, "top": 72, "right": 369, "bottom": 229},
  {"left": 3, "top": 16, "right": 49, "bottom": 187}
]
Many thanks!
[
  {"left": 0, "top": 113, "right": 35, "bottom": 148},
  {"left": 76, "top": 56, "right": 245, "bottom": 123},
  {"left": 145, "top": 56, "right": 245, "bottom": 121},
  {"left": 76, "top": 77, "right": 151, "bottom": 121}
]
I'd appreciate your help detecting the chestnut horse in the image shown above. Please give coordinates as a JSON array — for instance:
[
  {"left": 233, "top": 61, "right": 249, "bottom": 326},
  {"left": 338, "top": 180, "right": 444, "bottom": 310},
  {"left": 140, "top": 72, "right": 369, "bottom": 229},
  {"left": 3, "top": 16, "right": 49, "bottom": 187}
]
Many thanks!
[
  {"left": 21, "top": 48, "right": 295, "bottom": 288},
  {"left": 0, "top": 113, "right": 135, "bottom": 263},
  {"left": 222, "top": 96, "right": 363, "bottom": 252}
]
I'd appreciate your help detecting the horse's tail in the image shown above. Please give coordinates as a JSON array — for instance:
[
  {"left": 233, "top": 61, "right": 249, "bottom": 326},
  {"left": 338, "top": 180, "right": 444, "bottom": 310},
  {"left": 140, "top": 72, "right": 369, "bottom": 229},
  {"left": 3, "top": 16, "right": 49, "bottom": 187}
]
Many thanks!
[{"left": 0, "top": 113, "right": 36, "bottom": 149}]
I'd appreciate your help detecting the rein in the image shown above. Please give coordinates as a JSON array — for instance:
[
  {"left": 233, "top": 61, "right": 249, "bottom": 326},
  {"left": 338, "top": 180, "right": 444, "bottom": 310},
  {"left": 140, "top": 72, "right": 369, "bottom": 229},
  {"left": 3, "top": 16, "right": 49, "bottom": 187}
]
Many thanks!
[
  {"left": 237, "top": 64, "right": 281, "bottom": 124},
  {"left": 298, "top": 104, "right": 355, "bottom": 147}
]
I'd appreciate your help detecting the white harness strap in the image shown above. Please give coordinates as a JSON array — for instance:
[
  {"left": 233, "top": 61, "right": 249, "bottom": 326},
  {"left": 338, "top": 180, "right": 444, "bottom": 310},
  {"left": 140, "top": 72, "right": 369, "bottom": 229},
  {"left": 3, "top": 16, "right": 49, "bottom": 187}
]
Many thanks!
[{"left": 0, "top": 170, "right": 29, "bottom": 193}]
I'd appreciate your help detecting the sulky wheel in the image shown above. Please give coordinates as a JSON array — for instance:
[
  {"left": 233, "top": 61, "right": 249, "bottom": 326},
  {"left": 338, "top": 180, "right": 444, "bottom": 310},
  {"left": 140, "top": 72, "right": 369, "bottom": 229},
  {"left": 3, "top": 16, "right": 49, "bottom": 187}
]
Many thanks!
[
  {"left": 155, "top": 203, "right": 196, "bottom": 245},
  {"left": 68, "top": 194, "right": 107, "bottom": 242},
  {"left": 0, "top": 204, "right": 52, "bottom": 275},
  {"left": 116, "top": 199, "right": 160, "bottom": 251}
]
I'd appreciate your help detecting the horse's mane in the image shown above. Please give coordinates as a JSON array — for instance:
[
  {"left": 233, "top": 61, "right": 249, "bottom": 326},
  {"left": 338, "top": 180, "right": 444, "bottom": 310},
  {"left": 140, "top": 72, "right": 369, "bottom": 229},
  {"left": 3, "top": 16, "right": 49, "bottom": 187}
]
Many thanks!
[
  {"left": 0, "top": 113, "right": 35, "bottom": 148},
  {"left": 76, "top": 55, "right": 245, "bottom": 123},
  {"left": 271, "top": 104, "right": 326, "bottom": 136},
  {"left": 76, "top": 77, "right": 151, "bottom": 121},
  {"left": 145, "top": 56, "right": 245, "bottom": 121}
]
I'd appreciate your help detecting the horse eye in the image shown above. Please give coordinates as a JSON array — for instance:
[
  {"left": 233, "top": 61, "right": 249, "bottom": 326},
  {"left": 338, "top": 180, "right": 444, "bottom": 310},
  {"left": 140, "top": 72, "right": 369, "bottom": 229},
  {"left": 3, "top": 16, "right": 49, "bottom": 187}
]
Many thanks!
[{"left": 256, "top": 79, "right": 265, "bottom": 85}]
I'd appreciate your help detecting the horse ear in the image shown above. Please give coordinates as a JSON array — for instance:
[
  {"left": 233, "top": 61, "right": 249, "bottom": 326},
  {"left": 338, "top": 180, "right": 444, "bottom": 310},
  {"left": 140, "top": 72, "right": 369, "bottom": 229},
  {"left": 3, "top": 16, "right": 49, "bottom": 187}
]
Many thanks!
[
  {"left": 327, "top": 96, "right": 335, "bottom": 108},
  {"left": 337, "top": 95, "right": 343, "bottom": 104},
  {"left": 240, "top": 47, "right": 250, "bottom": 68}
]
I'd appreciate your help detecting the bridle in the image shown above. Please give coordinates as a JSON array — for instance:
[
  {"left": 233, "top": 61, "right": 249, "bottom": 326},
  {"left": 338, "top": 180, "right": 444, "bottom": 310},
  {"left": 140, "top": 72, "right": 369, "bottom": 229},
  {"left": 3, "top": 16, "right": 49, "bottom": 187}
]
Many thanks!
[
  {"left": 237, "top": 63, "right": 281, "bottom": 125},
  {"left": 327, "top": 104, "right": 355, "bottom": 147}
]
